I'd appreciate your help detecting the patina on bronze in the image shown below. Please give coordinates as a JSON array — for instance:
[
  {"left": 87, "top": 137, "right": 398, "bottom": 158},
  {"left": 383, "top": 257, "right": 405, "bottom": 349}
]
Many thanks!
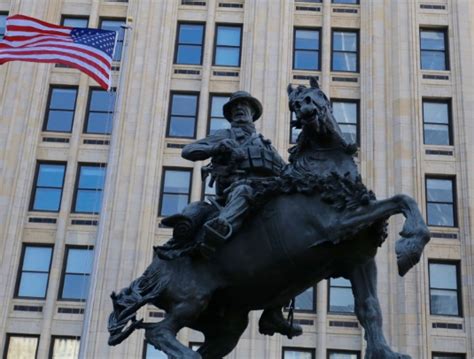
[{"left": 108, "top": 78, "right": 430, "bottom": 359}]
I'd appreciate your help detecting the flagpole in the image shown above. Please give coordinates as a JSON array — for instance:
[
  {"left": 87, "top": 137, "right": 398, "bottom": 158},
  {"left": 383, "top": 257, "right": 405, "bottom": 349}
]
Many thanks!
[{"left": 79, "top": 19, "right": 133, "bottom": 359}]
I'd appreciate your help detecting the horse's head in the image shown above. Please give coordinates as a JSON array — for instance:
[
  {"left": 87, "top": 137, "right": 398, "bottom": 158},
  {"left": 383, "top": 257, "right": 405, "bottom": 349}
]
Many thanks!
[{"left": 287, "top": 77, "right": 356, "bottom": 154}]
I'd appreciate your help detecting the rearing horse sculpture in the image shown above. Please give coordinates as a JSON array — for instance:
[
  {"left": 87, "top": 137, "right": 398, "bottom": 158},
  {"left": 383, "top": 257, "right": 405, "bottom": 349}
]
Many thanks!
[{"left": 108, "top": 78, "right": 430, "bottom": 359}]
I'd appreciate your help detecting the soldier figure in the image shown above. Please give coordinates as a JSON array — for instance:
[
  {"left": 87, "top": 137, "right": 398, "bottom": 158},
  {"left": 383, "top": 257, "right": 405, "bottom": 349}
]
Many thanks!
[{"left": 178, "top": 91, "right": 286, "bottom": 254}]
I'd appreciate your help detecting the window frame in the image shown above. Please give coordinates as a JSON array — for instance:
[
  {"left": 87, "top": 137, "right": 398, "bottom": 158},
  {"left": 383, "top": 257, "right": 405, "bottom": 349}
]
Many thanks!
[
  {"left": 58, "top": 245, "right": 94, "bottom": 302},
  {"left": 99, "top": 17, "right": 126, "bottom": 62},
  {"left": 425, "top": 175, "right": 457, "bottom": 228},
  {"left": 60, "top": 15, "right": 89, "bottom": 27},
  {"left": 331, "top": 98, "right": 360, "bottom": 146},
  {"left": 0, "top": 12, "right": 8, "bottom": 39},
  {"left": 213, "top": 23, "right": 243, "bottom": 67},
  {"left": 419, "top": 27, "right": 450, "bottom": 71},
  {"left": 282, "top": 347, "right": 316, "bottom": 359},
  {"left": 327, "top": 277, "right": 355, "bottom": 314},
  {"left": 207, "top": 93, "right": 232, "bottom": 135},
  {"left": 158, "top": 167, "right": 193, "bottom": 217},
  {"left": 331, "top": 28, "right": 360, "bottom": 73},
  {"left": 166, "top": 91, "right": 200, "bottom": 139},
  {"left": 29, "top": 161, "right": 67, "bottom": 213},
  {"left": 173, "top": 21, "right": 206, "bottom": 66},
  {"left": 42, "top": 85, "right": 79, "bottom": 133},
  {"left": 327, "top": 349, "right": 361, "bottom": 359},
  {"left": 48, "top": 335, "right": 80, "bottom": 359},
  {"left": 428, "top": 260, "right": 462, "bottom": 317},
  {"left": 293, "top": 27, "right": 322, "bottom": 71},
  {"left": 71, "top": 163, "right": 107, "bottom": 214},
  {"left": 3, "top": 333, "right": 40, "bottom": 359},
  {"left": 331, "top": 0, "right": 360, "bottom": 4},
  {"left": 83, "top": 87, "right": 116, "bottom": 135},
  {"left": 422, "top": 98, "right": 453, "bottom": 146},
  {"left": 432, "top": 353, "right": 465, "bottom": 359},
  {"left": 287, "top": 285, "right": 317, "bottom": 313},
  {"left": 14, "top": 243, "right": 54, "bottom": 300}
]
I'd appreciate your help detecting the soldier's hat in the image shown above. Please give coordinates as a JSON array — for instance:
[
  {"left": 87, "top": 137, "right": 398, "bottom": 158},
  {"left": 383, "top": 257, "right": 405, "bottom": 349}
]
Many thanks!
[{"left": 223, "top": 91, "right": 263, "bottom": 122}]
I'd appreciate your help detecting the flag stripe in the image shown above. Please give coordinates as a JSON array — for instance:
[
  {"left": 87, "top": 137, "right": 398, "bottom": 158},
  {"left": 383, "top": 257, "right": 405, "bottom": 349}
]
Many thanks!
[
  {"left": 0, "top": 14, "right": 118, "bottom": 90},
  {"left": 0, "top": 53, "right": 109, "bottom": 89}
]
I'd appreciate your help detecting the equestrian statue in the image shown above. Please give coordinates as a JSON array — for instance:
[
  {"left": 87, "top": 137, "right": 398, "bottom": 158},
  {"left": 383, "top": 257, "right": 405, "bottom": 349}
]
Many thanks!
[{"left": 107, "top": 78, "right": 431, "bottom": 359}]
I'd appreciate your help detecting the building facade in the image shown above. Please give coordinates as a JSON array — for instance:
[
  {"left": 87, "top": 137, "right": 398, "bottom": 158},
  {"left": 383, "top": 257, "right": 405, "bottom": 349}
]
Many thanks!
[{"left": 0, "top": 0, "right": 473, "bottom": 358}]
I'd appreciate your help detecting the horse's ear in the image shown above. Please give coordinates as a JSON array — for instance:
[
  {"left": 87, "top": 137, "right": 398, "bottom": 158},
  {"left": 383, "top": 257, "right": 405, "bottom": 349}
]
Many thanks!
[
  {"left": 309, "top": 77, "right": 320, "bottom": 89},
  {"left": 287, "top": 84, "right": 294, "bottom": 96}
]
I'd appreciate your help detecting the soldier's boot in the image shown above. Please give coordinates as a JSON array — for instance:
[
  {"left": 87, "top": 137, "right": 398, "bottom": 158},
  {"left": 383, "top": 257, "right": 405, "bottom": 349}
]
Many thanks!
[{"left": 258, "top": 307, "right": 303, "bottom": 339}]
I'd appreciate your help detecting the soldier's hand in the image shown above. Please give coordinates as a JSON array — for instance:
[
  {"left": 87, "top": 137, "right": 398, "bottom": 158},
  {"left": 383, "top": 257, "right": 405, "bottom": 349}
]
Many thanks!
[
  {"left": 231, "top": 148, "right": 246, "bottom": 162},
  {"left": 215, "top": 139, "right": 239, "bottom": 154}
]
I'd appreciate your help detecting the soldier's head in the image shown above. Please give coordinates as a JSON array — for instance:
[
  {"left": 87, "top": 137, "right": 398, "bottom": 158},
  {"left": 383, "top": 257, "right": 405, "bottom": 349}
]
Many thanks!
[{"left": 223, "top": 91, "right": 263, "bottom": 126}]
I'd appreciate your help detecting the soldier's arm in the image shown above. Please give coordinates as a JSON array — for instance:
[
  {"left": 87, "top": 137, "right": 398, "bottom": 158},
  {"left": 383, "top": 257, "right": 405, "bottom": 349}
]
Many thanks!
[{"left": 181, "top": 130, "right": 229, "bottom": 161}]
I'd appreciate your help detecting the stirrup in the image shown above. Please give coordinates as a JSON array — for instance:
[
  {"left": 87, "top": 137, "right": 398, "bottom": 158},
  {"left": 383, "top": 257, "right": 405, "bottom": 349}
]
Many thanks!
[{"left": 204, "top": 218, "right": 233, "bottom": 244}]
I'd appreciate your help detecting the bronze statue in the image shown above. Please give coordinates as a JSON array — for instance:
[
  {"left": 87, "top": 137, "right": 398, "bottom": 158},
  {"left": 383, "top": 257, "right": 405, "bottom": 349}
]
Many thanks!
[{"left": 108, "top": 78, "right": 430, "bottom": 359}]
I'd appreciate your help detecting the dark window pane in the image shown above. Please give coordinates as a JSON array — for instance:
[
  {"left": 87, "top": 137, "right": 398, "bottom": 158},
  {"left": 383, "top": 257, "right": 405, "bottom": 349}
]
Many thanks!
[
  {"left": 37, "top": 164, "right": 65, "bottom": 187},
  {"left": 430, "top": 263, "right": 457, "bottom": 289},
  {"left": 433, "top": 355, "right": 465, "bottom": 359},
  {"left": 291, "top": 127, "right": 301, "bottom": 143},
  {"left": 50, "top": 88, "right": 77, "bottom": 110},
  {"left": 333, "top": 52, "right": 357, "bottom": 71},
  {"left": 169, "top": 117, "right": 195, "bottom": 137},
  {"left": 295, "top": 30, "right": 319, "bottom": 50},
  {"left": 0, "top": 14, "right": 7, "bottom": 39},
  {"left": 283, "top": 350, "right": 313, "bottom": 359},
  {"left": 333, "top": 0, "right": 359, "bottom": 3},
  {"left": 295, "top": 287, "right": 315, "bottom": 311},
  {"left": 421, "top": 51, "right": 446, "bottom": 70},
  {"left": 179, "top": 24, "right": 204, "bottom": 44},
  {"left": 33, "top": 188, "right": 62, "bottom": 211},
  {"left": 62, "top": 274, "right": 90, "bottom": 300},
  {"left": 204, "top": 175, "right": 216, "bottom": 197},
  {"left": 86, "top": 113, "right": 113, "bottom": 134},
  {"left": 421, "top": 31, "right": 445, "bottom": 50},
  {"left": 46, "top": 111, "right": 75, "bottom": 132},
  {"left": 339, "top": 124, "right": 357, "bottom": 145},
  {"left": 160, "top": 169, "right": 191, "bottom": 216},
  {"left": 177, "top": 45, "right": 202, "bottom": 64},
  {"left": 23, "top": 247, "right": 52, "bottom": 271},
  {"left": 431, "top": 289, "right": 459, "bottom": 315},
  {"left": 90, "top": 90, "right": 115, "bottom": 112},
  {"left": 75, "top": 190, "right": 103, "bottom": 213},
  {"left": 18, "top": 272, "right": 49, "bottom": 297},
  {"left": 209, "top": 118, "right": 230, "bottom": 134},
  {"left": 145, "top": 343, "right": 167, "bottom": 359},
  {"left": 161, "top": 194, "right": 190, "bottom": 216},
  {"left": 424, "top": 124, "right": 450, "bottom": 145},
  {"left": 216, "top": 26, "right": 241, "bottom": 46},
  {"left": 164, "top": 170, "right": 191, "bottom": 193},
  {"left": 211, "top": 96, "right": 228, "bottom": 117},
  {"left": 215, "top": 47, "right": 240, "bottom": 66},
  {"left": 62, "top": 17, "right": 88, "bottom": 28},
  {"left": 66, "top": 249, "right": 93, "bottom": 274},
  {"left": 329, "top": 353, "right": 358, "bottom": 359},
  {"left": 78, "top": 167, "right": 106, "bottom": 189},
  {"left": 427, "top": 179, "right": 453, "bottom": 202},
  {"left": 333, "top": 102, "right": 357, "bottom": 124},
  {"left": 423, "top": 102, "right": 449, "bottom": 124},
  {"left": 333, "top": 32, "right": 357, "bottom": 51},
  {"left": 330, "top": 278, "right": 355, "bottom": 313},
  {"left": 294, "top": 51, "right": 319, "bottom": 70},
  {"left": 171, "top": 95, "right": 197, "bottom": 116},
  {"left": 427, "top": 203, "right": 454, "bottom": 226}
]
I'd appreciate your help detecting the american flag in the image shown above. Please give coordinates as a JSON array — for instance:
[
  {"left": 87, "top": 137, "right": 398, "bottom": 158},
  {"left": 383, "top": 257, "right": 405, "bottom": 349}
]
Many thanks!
[{"left": 0, "top": 14, "right": 118, "bottom": 90}]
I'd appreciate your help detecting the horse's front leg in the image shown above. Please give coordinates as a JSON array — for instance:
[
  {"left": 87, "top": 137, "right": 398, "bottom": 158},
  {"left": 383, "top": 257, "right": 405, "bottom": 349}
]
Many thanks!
[
  {"left": 350, "top": 258, "right": 411, "bottom": 359},
  {"left": 335, "top": 194, "right": 430, "bottom": 276}
]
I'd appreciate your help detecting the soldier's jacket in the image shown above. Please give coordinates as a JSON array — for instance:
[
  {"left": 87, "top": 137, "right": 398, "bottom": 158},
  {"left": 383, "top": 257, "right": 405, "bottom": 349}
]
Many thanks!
[{"left": 182, "top": 127, "right": 286, "bottom": 197}]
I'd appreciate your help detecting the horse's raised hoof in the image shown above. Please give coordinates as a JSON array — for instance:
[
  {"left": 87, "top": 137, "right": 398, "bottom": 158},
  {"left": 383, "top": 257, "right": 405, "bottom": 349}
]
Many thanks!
[{"left": 395, "top": 228, "right": 430, "bottom": 277}]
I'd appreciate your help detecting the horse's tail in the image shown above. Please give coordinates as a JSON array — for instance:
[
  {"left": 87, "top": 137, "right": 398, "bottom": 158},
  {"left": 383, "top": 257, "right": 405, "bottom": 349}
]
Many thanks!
[{"left": 108, "top": 258, "right": 170, "bottom": 345}]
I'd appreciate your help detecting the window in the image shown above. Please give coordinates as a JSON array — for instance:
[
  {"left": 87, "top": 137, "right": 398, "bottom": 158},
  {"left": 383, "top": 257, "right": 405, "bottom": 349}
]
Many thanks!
[
  {"left": 208, "top": 95, "right": 230, "bottom": 135},
  {"left": 429, "top": 261, "right": 461, "bottom": 316},
  {"left": 0, "top": 13, "right": 8, "bottom": 39},
  {"left": 214, "top": 25, "right": 242, "bottom": 67},
  {"left": 61, "top": 16, "right": 88, "bottom": 28},
  {"left": 159, "top": 168, "right": 192, "bottom": 216},
  {"left": 420, "top": 29, "right": 449, "bottom": 71},
  {"left": 49, "top": 337, "right": 80, "bottom": 359},
  {"left": 144, "top": 342, "right": 167, "bottom": 359},
  {"left": 73, "top": 164, "right": 106, "bottom": 214},
  {"left": 332, "top": 100, "right": 359, "bottom": 145},
  {"left": 328, "top": 350, "right": 360, "bottom": 359},
  {"left": 332, "top": 30, "right": 359, "bottom": 72},
  {"left": 293, "top": 286, "right": 316, "bottom": 312},
  {"left": 425, "top": 177, "right": 456, "bottom": 227},
  {"left": 202, "top": 175, "right": 216, "bottom": 201},
  {"left": 422, "top": 100, "right": 452, "bottom": 146},
  {"left": 290, "top": 112, "right": 301, "bottom": 144},
  {"left": 59, "top": 246, "right": 94, "bottom": 301},
  {"left": 100, "top": 19, "right": 126, "bottom": 61},
  {"left": 84, "top": 88, "right": 116, "bottom": 135},
  {"left": 167, "top": 92, "right": 199, "bottom": 138},
  {"left": 328, "top": 278, "right": 355, "bottom": 313},
  {"left": 293, "top": 28, "right": 321, "bottom": 71},
  {"left": 43, "top": 87, "right": 78, "bottom": 133},
  {"left": 332, "top": 0, "right": 359, "bottom": 3},
  {"left": 283, "top": 348, "right": 315, "bottom": 359},
  {"left": 432, "top": 354, "right": 465, "bottom": 359},
  {"left": 30, "top": 162, "right": 66, "bottom": 212},
  {"left": 15, "top": 245, "right": 53, "bottom": 299},
  {"left": 174, "top": 23, "right": 205, "bottom": 65},
  {"left": 4, "top": 334, "right": 39, "bottom": 359}
]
